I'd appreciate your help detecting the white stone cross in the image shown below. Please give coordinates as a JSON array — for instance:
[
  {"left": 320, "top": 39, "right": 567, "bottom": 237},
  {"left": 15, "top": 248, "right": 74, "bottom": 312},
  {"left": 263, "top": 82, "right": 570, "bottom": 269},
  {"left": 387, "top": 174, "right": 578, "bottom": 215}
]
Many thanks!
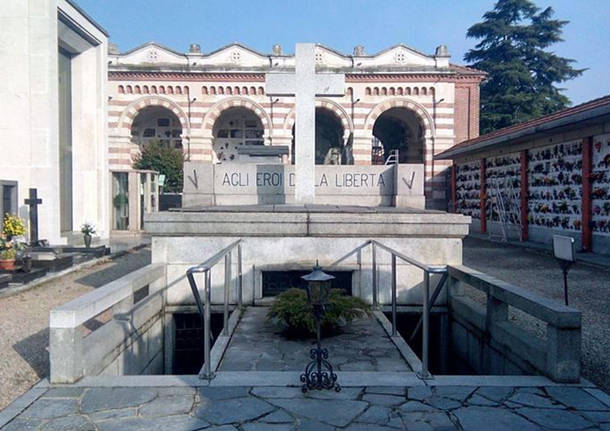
[{"left": 266, "top": 43, "right": 345, "bottom": 204}]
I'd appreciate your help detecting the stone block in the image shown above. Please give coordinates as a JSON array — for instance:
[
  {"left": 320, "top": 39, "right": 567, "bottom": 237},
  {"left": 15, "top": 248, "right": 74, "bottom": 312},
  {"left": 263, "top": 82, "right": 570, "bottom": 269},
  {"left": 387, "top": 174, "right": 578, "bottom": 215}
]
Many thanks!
[
  {"left": 49, "top": 327, "right": 82, "bottom": 384},
  {"left": 546, "top": 325, "right": 581, "bottom": 382}
]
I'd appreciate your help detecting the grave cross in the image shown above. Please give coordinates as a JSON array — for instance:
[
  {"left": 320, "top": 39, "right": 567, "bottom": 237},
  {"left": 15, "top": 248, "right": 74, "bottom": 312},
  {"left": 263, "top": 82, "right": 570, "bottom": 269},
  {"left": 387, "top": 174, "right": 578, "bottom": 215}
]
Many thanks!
[
  {"left": 24, "top": 188, "right": 42, "bottom": 243},
  {"left": 266, "top": 43, "right": 345, "bottom": 204}
]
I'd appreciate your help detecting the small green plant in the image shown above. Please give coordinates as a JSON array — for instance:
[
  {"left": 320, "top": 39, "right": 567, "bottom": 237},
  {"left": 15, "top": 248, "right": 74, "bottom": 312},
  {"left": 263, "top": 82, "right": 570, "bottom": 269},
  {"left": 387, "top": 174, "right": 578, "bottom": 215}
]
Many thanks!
[
  {"left": 133, "top": 139, "right": 184, "bottom": 193},
  {"left": 267, "top": 288, "right": 371, "bottom": 338},
  {"left": 0, "top": 234, "right": 20, "bottom": 260},
  {"left": 81, "top": 223, "right": 96, "bottom": 235},
  {"left": 113, "top": 193, "right": 128, "bottom": 209}
]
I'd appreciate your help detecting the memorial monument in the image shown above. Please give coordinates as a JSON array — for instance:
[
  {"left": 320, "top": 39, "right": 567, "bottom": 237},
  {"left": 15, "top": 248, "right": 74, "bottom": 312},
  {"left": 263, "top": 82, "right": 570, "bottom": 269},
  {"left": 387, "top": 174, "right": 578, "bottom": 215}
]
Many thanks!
[{"left": 147, "top": 44, "right": 470, "bottom": 308}]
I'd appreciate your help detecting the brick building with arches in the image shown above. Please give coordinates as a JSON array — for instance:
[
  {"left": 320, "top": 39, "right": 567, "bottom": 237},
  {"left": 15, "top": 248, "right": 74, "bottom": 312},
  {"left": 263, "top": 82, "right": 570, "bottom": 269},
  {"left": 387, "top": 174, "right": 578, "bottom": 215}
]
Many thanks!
[{"left": 107, "top": 42, "right": 484, "bottom": 209}]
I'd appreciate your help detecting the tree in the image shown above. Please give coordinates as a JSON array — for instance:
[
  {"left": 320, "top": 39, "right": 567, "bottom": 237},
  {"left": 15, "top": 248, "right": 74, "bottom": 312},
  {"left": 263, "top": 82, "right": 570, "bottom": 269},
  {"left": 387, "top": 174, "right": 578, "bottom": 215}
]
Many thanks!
[
  {"left": 465, "top": 0, "right": 584, "bottom": 134},
  {"left": 133, "top": 140, "right": 184, "bottom": 193}
]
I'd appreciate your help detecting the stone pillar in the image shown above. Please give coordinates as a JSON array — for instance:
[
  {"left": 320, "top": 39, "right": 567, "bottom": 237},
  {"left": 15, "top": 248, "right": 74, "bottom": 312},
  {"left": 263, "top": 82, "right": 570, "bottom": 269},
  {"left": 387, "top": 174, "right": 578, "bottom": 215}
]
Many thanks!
[
  {"left": 581, "top": 137, "right": 593, "bottom": 251},
  {"left": 546, "top": 324, "right": 581, "bottom": 382},
  {"left": 486, "top": 296, "right": 508, "bottom": 327},
  {"left": 108, "top": 133, "right": 133, "bottom": 170},
  {"left": 352, "top": 134, "right": 372, "bottom": 165},
  {"left": 144, "top": 172, "right": 152, "bottom": 214},
  {"left": 128, "top": 171, "right": 140, "bottom": 231},
  {"left": 520, "top": 150, "right": 529, "bottom": 241},
  {"left": 50, "top": 327, "right": 83, "bottom": 383},
  {"left": 480, "top": 158, "right": 487, "bottom": 234},
  {"left": 188, "top": 135, "right": 213, "bottom": 162}
]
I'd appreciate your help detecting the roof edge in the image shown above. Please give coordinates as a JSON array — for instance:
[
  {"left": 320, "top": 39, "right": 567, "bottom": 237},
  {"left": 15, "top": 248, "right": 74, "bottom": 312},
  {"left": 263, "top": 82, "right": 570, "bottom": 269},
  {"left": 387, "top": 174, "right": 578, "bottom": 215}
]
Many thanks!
[
  {"left": 436, "top": 95, "right": 610, "bottom": 160},
  {"left": 64, "top": 0, "right": 110, "bottom": 37}
]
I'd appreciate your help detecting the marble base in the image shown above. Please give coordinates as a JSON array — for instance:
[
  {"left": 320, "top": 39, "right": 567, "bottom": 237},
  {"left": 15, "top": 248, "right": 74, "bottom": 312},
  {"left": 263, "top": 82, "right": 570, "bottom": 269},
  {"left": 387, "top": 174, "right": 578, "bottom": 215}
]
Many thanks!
[{"left": 146, "top": 205, "right": 470, "bottom": 307}]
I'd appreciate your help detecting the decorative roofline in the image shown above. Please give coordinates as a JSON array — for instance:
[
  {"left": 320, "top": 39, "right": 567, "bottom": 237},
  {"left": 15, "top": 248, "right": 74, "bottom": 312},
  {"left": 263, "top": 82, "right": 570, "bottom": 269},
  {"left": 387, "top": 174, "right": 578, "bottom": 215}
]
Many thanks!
[{"left": 108, "top": 71, "right": 483, "bottom": 83}]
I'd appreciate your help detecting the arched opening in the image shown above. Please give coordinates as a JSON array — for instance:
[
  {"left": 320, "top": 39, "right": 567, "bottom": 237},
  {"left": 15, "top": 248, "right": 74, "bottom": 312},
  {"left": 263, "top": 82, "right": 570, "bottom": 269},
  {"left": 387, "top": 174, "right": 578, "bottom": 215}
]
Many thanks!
[
  {"left": 371, "top": 107, "right": 424, "bottom": 165},
  {"left": 212, "top": 107, "right": 264, "bottom": 163},
  {"left": 130, "top": 106, "right": 183, "bottom": 149},
  {"left": 290, "top": 107, "right": 347, "bottom": 165}
]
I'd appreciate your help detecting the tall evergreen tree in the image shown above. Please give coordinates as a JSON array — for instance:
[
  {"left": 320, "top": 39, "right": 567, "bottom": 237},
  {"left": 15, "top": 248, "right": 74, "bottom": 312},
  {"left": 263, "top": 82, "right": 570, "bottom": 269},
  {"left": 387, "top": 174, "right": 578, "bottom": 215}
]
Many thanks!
[{"left": 465, "top": 0, "right": 584, "bottom": 134}]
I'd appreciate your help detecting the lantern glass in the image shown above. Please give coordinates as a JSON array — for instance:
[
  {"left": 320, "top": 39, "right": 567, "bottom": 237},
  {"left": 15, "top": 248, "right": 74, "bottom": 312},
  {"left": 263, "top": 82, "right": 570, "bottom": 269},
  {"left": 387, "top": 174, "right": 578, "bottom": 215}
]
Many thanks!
[{"left": 302, "top": 263, "right": 335, "bottom": 306}]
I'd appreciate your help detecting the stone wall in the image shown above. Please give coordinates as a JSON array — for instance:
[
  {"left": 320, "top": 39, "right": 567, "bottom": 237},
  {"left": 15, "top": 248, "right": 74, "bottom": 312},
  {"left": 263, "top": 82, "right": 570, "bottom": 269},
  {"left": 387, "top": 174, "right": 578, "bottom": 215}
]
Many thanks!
[{"left": 147, "top": 208, "right": 470, "bottom": 307}]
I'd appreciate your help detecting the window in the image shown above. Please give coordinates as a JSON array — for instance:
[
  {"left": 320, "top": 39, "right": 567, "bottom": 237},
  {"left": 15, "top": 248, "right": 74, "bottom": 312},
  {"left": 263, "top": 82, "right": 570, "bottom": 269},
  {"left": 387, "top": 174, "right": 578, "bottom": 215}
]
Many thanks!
[{"left": 0, "top": 181, "right": 17, "bottom": 217}]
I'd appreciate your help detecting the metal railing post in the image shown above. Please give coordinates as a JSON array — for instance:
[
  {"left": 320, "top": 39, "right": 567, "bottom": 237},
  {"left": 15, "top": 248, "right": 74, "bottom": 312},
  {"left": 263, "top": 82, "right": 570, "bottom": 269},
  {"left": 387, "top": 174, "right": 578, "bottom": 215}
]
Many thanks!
[
  {"left": 372, "top": 242, "right": 378, "bottom": 307},
  {"left": 357, "top": 248, "right": 362, "bottom": 298},
  {"left": 391, "top": 253, "right": 397, "bottom": 336},
  {"left": 223, "top": 252, "right": 231, "bottom": 336},
  {"left": 422, "top": 270, "right": 430, "bottom": 378},
  {"left": 203, "top": 270, "right": 212, "bottom": 379},
  {"left": 237, "top": 243, "right": 243, "bottom": 308}
]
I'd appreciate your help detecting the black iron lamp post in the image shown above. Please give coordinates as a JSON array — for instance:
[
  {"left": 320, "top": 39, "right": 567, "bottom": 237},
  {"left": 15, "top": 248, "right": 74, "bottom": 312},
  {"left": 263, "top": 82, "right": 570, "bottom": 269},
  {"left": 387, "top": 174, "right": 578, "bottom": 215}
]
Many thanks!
[{"left": 300, "top": 262, "right": 341, "bottom": 392}]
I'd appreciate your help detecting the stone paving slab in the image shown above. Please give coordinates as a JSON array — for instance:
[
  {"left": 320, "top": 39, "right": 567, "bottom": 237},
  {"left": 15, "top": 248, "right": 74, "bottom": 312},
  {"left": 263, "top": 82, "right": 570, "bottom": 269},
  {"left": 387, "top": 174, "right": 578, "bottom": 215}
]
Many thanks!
[
  {"left": 219, "top": 307, "right": 411, "bottom": 372},
  {"left": 1, "top": 384, "right": 609, "bottom": 430}
]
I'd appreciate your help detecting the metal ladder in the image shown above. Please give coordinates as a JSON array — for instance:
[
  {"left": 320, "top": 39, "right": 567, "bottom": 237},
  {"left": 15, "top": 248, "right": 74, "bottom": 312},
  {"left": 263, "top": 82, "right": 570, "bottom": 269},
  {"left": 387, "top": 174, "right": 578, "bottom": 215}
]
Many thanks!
[
  {"left": 385, "top": 149, "right": 399, "bottom": 165},
  {"left": 488, "top": 176, "right": 521, "bottom": 242}
]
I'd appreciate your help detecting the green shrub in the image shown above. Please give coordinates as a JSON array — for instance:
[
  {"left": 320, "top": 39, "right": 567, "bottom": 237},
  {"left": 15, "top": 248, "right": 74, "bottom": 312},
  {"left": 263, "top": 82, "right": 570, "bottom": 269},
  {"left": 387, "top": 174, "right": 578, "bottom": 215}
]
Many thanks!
[
  {"left": 133, "top": 139, "right": 184, "bottom": 193},
  {"left": 267, "top": 288, "right": 370, "bottom": 338}
]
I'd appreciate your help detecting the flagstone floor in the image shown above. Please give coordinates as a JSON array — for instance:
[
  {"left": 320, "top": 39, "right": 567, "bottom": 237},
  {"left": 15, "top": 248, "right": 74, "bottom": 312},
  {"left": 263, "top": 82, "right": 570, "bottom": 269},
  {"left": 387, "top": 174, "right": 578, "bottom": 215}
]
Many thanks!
[
  {"left": 219, "top": 307, "right": 410, "bottom": 372},
  {"left": 2, "top": 383, "right": 609, "bottom": 430}
]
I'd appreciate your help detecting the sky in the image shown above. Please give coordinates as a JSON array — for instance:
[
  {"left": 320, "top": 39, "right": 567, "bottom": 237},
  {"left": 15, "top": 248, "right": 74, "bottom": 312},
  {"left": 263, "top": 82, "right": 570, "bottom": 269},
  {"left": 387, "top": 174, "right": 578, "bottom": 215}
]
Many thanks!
[{"left": 77, "top": 0, "right": 610, "bottom": 105}]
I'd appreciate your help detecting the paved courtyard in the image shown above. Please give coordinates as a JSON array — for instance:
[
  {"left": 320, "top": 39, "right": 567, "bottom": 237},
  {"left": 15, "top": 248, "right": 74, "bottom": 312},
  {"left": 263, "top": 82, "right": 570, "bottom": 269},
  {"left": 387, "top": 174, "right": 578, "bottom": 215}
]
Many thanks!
[
  {"left": 220, "top": 307, "right": 410, "bottom": 372},
  {"left": 462, "top": 236, "right": 610, "bottom": 393},
  {"left": 0, "top": 246, "right": 151, "bottom": 411},
  {"left": 1, "top": 383, "right": 609, "bottom": 430}
]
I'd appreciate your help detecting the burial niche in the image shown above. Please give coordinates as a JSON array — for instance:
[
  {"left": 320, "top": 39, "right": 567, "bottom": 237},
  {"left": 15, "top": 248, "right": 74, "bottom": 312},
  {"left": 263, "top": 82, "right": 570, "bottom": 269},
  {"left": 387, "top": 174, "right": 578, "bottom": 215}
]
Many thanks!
[
  {"left": 291, "top": 107, "right": 349, "bottom": 165},
  {"left": 372, "top": 107, "right": 424, "bottom": 164},
  {"left": 212, "top": 107, "right": 264, "bottom": 163},
  {"left": 130, "top": 106, "right": 183, "bottom": 149}
]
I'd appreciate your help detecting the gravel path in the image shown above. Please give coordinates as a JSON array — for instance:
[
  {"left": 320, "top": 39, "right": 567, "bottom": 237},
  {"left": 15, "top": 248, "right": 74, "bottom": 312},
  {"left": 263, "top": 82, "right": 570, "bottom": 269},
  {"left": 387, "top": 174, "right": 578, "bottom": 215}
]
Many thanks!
[
  {"left": 462, "top": 236, "right": 610, "bottom": 393},
  {"left": 0, "top": 247, "right": 151, "bottom": 410}
]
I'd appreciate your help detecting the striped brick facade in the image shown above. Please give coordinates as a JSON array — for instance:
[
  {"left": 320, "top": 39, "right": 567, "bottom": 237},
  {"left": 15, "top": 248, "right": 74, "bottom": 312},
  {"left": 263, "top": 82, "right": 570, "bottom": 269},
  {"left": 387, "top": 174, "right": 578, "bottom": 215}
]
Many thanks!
[{"left": 107, "top": 43, "right": 484, "bottom": 208}]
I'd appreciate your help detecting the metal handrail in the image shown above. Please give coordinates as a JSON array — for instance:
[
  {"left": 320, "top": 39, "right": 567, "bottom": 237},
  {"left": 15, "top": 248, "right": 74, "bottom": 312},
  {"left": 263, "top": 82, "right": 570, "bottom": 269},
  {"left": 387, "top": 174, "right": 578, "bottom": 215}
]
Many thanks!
[
  {"left": 187, "top": 238, "right": 446, "bottom": 380},
  {"left": 371, "top": 240, "right": 447, "bottom": 274},
  {"left": 330, "top": 239, "right": 448, "bottom": 379},
  {"left": 186, "top": 239, "right": 243, "bottom": 379}
]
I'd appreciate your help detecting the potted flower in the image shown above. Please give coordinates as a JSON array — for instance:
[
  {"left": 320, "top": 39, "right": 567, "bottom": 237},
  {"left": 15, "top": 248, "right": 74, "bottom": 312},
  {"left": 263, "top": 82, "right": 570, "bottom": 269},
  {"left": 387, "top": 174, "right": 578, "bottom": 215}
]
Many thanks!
[
  {"left": 81, "top": 223, "right": 96, "bottom": 248},
  {"left": 1, "top": 214, "right": 26, "bottom": 270},
  {"left": 0, "top": 234, "right": 16, "bottom": 270}
]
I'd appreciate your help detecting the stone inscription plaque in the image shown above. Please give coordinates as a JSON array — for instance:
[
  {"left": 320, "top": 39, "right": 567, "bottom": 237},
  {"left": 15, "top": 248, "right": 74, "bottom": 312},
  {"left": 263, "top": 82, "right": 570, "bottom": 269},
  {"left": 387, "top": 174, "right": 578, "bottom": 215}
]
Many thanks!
[{"left": 183, "top": 162, "right": 424, "bottom": 207}]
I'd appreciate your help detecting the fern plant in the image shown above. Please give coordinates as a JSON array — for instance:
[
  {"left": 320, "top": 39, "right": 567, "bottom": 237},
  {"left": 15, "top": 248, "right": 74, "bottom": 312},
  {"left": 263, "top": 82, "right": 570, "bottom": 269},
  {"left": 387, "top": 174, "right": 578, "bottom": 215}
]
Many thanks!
[{"left": 267, "top": 288, "right": 370, "bottom": 338}]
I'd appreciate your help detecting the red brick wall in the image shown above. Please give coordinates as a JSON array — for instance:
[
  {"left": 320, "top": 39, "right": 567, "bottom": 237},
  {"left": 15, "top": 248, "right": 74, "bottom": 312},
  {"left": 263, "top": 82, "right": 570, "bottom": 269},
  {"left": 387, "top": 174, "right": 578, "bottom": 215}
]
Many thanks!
[{"left": 454, "top": 83, "right": 480, "bottom": 144}]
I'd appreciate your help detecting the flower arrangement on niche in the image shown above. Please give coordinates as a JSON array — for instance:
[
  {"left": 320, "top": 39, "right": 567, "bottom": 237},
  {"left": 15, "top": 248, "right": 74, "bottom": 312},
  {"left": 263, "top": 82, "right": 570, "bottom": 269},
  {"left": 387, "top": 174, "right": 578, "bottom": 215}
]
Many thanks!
[
  {"left": 528, "top": 142, "right": 582, "bottom": 231},
  {"left": 0, "top": 214, "right": 27, "bottom": 270}
]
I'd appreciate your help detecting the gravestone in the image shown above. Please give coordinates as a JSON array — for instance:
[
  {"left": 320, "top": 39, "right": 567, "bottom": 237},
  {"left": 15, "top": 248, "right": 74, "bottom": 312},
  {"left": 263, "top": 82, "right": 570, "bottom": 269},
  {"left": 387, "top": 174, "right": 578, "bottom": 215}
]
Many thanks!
[
  {"left": 24, "top": 188, "right": 42, "bottom": 243},
  {"left": 266, "top": 43, "right": 345, "bottom": 204}
]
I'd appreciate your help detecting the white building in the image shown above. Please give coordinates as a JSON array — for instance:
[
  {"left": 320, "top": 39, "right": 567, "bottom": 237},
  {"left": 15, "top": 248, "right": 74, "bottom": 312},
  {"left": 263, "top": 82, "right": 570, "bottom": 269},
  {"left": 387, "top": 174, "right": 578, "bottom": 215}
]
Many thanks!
[{"left": 0, "top": 0, "right": 109, "bottom": 244}]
